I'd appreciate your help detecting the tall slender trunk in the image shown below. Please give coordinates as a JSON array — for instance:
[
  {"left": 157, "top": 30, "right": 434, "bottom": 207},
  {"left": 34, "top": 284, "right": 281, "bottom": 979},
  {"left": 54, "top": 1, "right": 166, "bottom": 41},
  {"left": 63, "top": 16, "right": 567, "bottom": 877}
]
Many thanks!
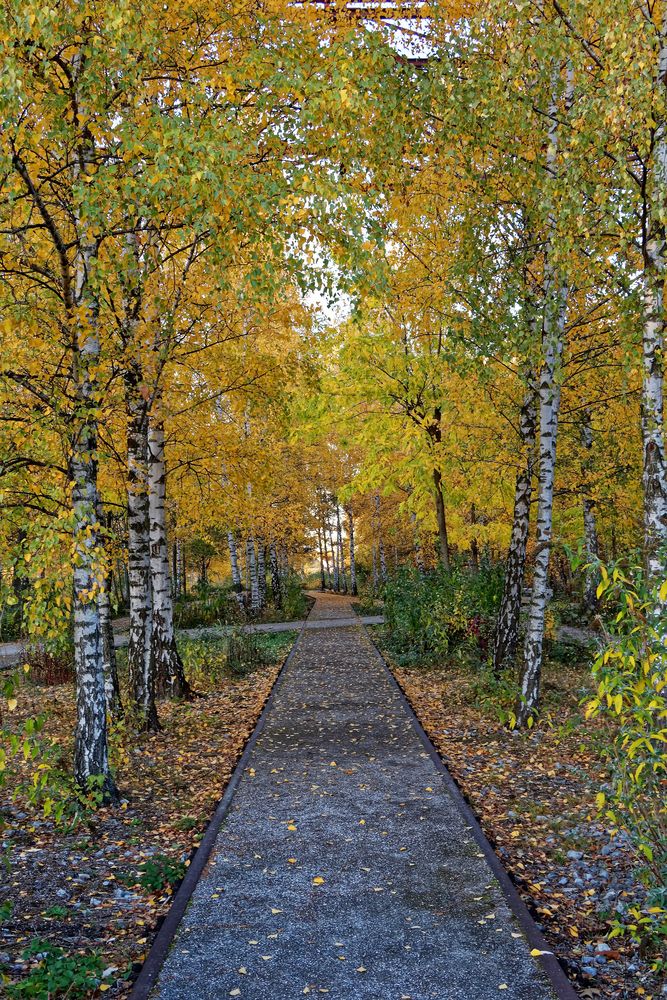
[
  {"left": 172, "top": 541, "right": 179, "bottom": 599},
  {"left": 517, "top": 67, "right": 571, "bottom": 728},
  {"left": 411, "top": 512, "right": 425, "bottom": 574},
  {"left": 321, "top": 516, "right": 332, "bottom": 588},
  {"left": 331, "top": 525, "right": 340, "bottom": 591},
  {"left": 432, "top": 467, "right": 450, "bottom": 570},
  {"left": 336, "top": 505, "right": 347, "bottom": 593},
  {"left": 641, "top": 15, "right": 667, "bottom": 581},
  {"left": 228, "top": 531, "right": 245, "bottom": 610},
  {"left": 68, "top": 71, "right": 117, "bottom": 798},
  {"left": 269, "top": 542, "right": 283, "bottom": 608},
  {"left": 247, "top": 536, "right": 260, "bottom": 613},
  {"left": 372, "top": 543, "right": 378, "bottom": 596},
  {"left": 580, "top": 410, "right": 600, "bottom": 612},
  {"left": 493, "top": 385, "right": 537, "bottom": 674},
  {"left": 97, "top": 517, "right": 122, "bottom": 719},
  {"left": 125, "top": 367, "right": 159, "bottom": 731},
  {"left": 71, "top": 421, "right": 116, "bottom": 797},
  {"left": 347, "top": 508, "right": 357, "bottom": 596},
  {"left": 316, "top": 526, "right": 326, "bottom": 591},
  {"left": 430, "top": 408, "right": 450, "bottom": 569},
  {"left": 148, "top": 414, "right": 190, "bottom": 699},
  {"left": 257, "top": 539, "right": 267, "bottom": 609},
  {"left": 374, "top": 495, "right": 388, "bottom": 583}
]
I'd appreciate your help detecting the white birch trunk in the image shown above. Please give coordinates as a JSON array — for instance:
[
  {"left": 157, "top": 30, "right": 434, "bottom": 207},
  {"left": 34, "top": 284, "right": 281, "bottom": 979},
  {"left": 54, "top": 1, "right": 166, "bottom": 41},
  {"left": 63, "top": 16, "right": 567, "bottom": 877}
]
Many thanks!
[
  {"left": 316, "top": 526, "right": 326, "bottom": 591},
  {"left": 247, "top": 536, "right": 260, "bottom": 613},
  {"left": 641, "top": 14, "right": 667, "bottom": 580},
  {"left": 228, "top": 531, "right": 245, "bottom": 610},
  {"left": 148, "top": 414, "right": 190, "bottom": 699},
  {"left": 580, "top": 411, "right": 600, "bottom": 612},
  {"left": 257, "top": 539, "right": 267, "bottom": 609},
  {"left": 336, "top": 505, "right": 347, "bottom": 593},
  {"left": 269, "top": 541, "right": 283, "bottom": 608},
  {"left": 374, "top": 495, "right": 388, "bottom": 583},
  {"left": 125, "top": 367, "right": 159, "bottom": 731},
  {"left": 517, "top": 68, "right": 571, "bottom": 727},
  {"left": 331, "top": 525, "right": 340, "bottom": 592},
  {"left": 98, "top": 555, "right": 122, "bottom": 717},
  {"left": 63, "top": 55, "right": 116, "bottom": 799},
  {"left": 347, "top": 507, "right": 358, "bottom": 596},
  {"left": 492, "top": 384, "right": 537, "bottom": 673}
]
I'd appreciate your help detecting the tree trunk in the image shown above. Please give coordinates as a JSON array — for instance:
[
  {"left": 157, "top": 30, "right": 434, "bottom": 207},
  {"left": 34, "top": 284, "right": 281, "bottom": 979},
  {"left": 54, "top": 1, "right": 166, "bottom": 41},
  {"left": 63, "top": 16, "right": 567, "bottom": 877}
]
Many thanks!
[
  {"left": 148, "top": 414, "right": 190, "bottom": 699},
  {"left": 69, "top": 106, "right": 117, "bottom": 798},
  {"left": 247, "top": 536, "right": 260, "bottom": 613},
  {"left": 257, "top": 540, "right": 267, "bottom": 609},
  {"left": 172, "top": 542, "right": 179, "bottom": 599},
  {"left": 493, "top": 385, "right": 537, "bottom": 674},
  {"left": 336, "top": 505, "right": 347, "bottom": 593},
  {"left": 641, "top": 15, "right": 667, "bottom": 582},
  {"left": 374, "top": 495, "right": 388, "bottom": 583},
  {"left": 580, "top": 411, "right": 600, "bottom": 613},
  {"left": 347, "top": 508, "right": 358, "bottom": 596},
  {"left": 269, "top": 542, "right": 283, "bottom": 608},
  {"left": 372, "top": 543, "right": 378, "bottom": 596},
  {"left": 331, "top": 525, "right": 340, "bottom": 592},
  {"left": 228, "top": 531, "right": 245, "bottom": 610},
  {"left": 516, "top": 68, "right": 571, "bottom": 728},
  {"left": 432, "top": 467, "right": 450, "bottom": 570},
  {"left": 99, "top": 556, "right": 122, "bottom": 718},
  {"left": 316, "top": 526, "right": 326, "bottom": 591},
  {"left": 411, "top": 512, "right": 425, "bottom": 574},
  {"left": 125, "top": 368, "right": 159, "bottom": 732},
  {"left": 321, "top": 517, "right": 332, "bottom": 589}
]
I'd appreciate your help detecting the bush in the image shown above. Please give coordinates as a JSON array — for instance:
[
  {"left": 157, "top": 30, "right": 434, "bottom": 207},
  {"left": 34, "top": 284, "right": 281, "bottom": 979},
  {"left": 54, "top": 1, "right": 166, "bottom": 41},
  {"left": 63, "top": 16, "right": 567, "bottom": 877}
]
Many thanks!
[
  {"left": 281, "top": 572, "right": 308, "bottom": 620},
  {"left": 383, "top": 561, "right": 504, "bottom": 666},
  {"left": 586, "top": 560, "right": 667, "bottom": 956},
  {"left": 174, "top": 586, "right": 240, "bottom": 629},
  {"left": 226, "top": 628, "right": 268, "bottom": 677}
]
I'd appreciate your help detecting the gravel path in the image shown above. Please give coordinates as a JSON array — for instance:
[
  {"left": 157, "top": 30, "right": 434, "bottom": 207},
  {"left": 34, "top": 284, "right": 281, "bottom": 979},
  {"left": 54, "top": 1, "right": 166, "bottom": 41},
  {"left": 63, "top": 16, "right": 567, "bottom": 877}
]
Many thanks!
[{"left": 146, "top": 593, "right": 569, "bottom": 1000}]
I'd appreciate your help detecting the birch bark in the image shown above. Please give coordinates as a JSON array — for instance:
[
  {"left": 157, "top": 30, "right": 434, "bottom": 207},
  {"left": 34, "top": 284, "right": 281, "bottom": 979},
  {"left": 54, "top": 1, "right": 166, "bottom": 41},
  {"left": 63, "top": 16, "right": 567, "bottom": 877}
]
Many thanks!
[
  {"left": 640, "top": 11, "right": 667, "bottom": 581},
  {"left": 492, "top": 385, "right": 537, "bottom": 674},
  {"left": 257, "top": 540, "right": 267, "bottom": 609},
  {"left": 148, "top": 413, "right": 190, "bottom": 699},
  {"left": 374, "top": 495, "right": 388, "bottom": 583},
  {"left": 125, "top": 364, "right": 159, "bottom": 731},
  {"left": 228, "top": 531, "right": 245, "bottom": 610},
  {"left": 246, "top": 536, "right": 261, "bottom": 613},
  {"left": 580, "top": 411, "right": 600, "bottom": 612},
  {"left": 68, "top": 51, "right": 116, "bottom": 798},
  {"left": 269, "top": 541, "right": 283, "bottom": 608},
  {"left": 516, "top": 69, "right": 571, "bottom": 727},
  {"left": 347, "top": 508, "right": 358, "bottom": 596}
]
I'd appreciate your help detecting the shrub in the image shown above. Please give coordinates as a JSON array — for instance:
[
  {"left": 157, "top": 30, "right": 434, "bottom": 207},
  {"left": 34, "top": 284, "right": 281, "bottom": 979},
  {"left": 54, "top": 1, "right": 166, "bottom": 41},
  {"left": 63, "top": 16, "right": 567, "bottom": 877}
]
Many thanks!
[
  {"left": 281, "top": 572, "right": 308, "bottom": 620},
  {"left": 226, "top": 628, "right": 267, "bottom": 677},
  {"left": 383, "top": 561, "right": 504, "bottom": 666},
  {"left": 586, "top": 560, "right": 667, "bottom": 956}
]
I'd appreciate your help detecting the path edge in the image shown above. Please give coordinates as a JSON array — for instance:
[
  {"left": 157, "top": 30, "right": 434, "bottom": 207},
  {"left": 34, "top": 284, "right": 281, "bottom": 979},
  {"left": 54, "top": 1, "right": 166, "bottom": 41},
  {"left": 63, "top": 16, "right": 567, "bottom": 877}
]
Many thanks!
[
  {"left": 128, "top": 627, "right": 304, "bottom": 1000},
  {"left": 364, "top": 624, "right": 581, "bottom": 1000}
]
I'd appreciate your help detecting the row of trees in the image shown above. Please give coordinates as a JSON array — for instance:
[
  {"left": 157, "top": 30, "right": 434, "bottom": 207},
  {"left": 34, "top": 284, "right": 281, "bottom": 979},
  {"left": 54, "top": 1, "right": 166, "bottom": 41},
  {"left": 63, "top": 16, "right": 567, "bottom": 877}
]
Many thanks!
[
  {"left": 0, "top": 1, "right": 416, "bottom": 797},
  {"left": 301, "top": 0, "right": 667, "bottom": 727}
]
